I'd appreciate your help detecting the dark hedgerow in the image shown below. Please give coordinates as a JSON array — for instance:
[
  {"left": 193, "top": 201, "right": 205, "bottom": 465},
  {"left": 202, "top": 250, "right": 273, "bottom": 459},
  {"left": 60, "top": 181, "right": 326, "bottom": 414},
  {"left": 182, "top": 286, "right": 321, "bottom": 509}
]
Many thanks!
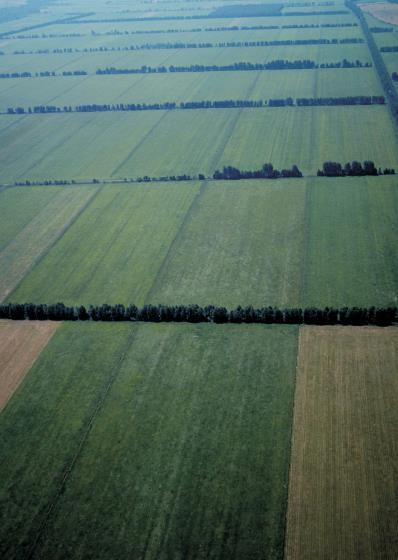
[{"left": 1, "top": 303, "right": 396, "bottom": 327}]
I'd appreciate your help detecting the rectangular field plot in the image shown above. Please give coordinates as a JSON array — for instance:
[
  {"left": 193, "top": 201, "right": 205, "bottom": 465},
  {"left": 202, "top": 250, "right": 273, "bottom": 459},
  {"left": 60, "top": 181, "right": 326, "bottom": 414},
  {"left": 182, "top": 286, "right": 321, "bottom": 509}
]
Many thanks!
[
  {"left": 0, "top": 320, "right": 58, "bottom": 411},
  {"left": 0, "top": 322, "right": 134, "bottom": 560},
  {"left": 0, "top": 321, "right": 297, "bottom": 560},
  {"left": 147, "top": 180, "right": 306, "bottom": 308},
  {"left": 9, "top": 182, "right": 200, "bottom": 305},
  {"left": 285, "top": 326, "right": 398, "bottom": 560},
  {"left": 304, "top": 176, "right": 398, "bottom": 307},
  {"left": 0, "top": 67, "right": 382, "bottom": 113},
  {"left": 1, "top": 107, "right": 396, "bottom": 184},
  {"left": 0, "top": 186, "right": 98, "bottom": 302}
]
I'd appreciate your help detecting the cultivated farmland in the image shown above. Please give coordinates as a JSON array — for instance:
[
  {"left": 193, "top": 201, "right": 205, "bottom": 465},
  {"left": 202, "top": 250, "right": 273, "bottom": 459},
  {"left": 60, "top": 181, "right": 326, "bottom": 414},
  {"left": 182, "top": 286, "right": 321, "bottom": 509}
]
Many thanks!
[
  {"left": 0, "top": 0, "right": 397, "bottom": 558},
  {"left": 0, "top": 185, "right": 99, "bottom": 302},
  {"left": 0, "top": 319, "right": 58, "bottom": 411},
  {"left": 0, "top": 322, "right": 298, "bottom": 560},
  {"left": 285, "top": 325, "right": 398, "bottom": 560}
]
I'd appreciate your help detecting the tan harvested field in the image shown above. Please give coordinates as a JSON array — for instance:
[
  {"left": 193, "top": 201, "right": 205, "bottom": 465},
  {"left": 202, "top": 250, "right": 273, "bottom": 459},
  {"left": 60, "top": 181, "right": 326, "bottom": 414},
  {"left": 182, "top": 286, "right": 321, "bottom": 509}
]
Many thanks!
[
  {"left": 360, "top": 2, "right": 398, "bottom": 25},
  {"left": 285, "top": 325, "right": 398, "bottom": 560},
  {"left": 0, "top": 320, "right": 58, "bottom": 411}
]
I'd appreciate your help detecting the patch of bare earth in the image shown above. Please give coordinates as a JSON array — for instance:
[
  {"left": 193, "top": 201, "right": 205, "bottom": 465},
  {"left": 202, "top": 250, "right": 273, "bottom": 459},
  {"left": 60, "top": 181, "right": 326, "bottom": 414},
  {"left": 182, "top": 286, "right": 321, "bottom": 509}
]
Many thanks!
[
  {"left": 285, "top": 325, "right": 398, "bottom": 560},
  {"left": 0, "top": 320, "right": 59, "bottom": 411},
  {"left": 360, "top": 2, "right": 398, "bottom": 25}
]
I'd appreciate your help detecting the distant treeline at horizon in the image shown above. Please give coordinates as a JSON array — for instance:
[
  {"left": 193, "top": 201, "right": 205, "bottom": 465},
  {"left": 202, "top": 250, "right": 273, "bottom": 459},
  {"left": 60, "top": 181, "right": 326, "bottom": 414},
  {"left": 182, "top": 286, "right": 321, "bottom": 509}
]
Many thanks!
[
  {"left": 4, "top": 37, "right": 364, "bottom": 56},
  {"left": 5, "top": 96, "right": 386, "bottom": 116},
  {"left": 2, "top": 22, "right": 360, "bottom": 41},
  {"left": 2, "top": 303, "right": 397, "bottom": 327},
  {"left": 0, "top": 59, "right": 371, "bottom": 80}
]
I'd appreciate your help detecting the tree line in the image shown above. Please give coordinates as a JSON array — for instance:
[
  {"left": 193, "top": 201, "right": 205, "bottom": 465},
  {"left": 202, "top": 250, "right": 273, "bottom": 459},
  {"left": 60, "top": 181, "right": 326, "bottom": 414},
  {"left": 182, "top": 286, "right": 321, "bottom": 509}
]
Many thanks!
[
  {"left": 317, "top": 160, "right": 395, "bottom": 176},
  {"left": 7, "top": 37, "right": 364, "bottom": 56},
  {"left": 392, "top": 72, "right": 398, "bottom": 82},
  {"left": 0, "top": 59, "right": 369, "bottom": 80},
  {"left": 3, "top": 22, "right": 358, "bottom": 42},
  {"left": 213, "top": 163, "right": 302, "bottom": 180},
  {"left": 370, "top": 27, "right": 393, "bottom": 33},
  {"left": 6, "top": 95, "right": 385, "bottom": 116},
  {"left": 1, "top": 302, "right": 396, "bottom": 326},
  {"left": 0, "top": 70, "right": 87, "bottom": 79},
  {"left": 89, "top": 22, "right": 358, "bottom": 37},
  {"left": 380, "top": 46, "right": 398, "bottom": 53},
  {"left": 96, "top": 59, "right": 369, "bottom": 75}
]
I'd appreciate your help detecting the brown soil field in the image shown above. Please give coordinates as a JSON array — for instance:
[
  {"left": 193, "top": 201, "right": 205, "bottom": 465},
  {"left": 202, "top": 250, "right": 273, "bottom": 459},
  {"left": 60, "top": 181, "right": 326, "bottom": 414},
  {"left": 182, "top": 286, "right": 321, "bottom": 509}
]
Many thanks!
[
  {"left": 360, "top": 2, "right": 398, "bottom": 25},
  {"left": 285, "top": 325, "right": 398, "bottom": 560},
  {"left": 0, "top": 320, "right": 59, "bottom": 411}
]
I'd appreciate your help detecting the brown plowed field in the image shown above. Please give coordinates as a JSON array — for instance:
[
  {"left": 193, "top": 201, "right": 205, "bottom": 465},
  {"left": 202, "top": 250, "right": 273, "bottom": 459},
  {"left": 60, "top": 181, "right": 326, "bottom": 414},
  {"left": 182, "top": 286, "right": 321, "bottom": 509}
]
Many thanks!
[
  {"left": 0, "top": 320, "right": 59, "bottom": 411},
  {"left": 285, "top": 326, "right": 398, "bottom": 560}
]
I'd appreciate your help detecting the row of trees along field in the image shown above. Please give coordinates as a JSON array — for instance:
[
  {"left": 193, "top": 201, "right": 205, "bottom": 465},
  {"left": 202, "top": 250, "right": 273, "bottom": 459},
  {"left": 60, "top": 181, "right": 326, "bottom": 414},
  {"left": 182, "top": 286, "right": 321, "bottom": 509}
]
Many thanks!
[
  {"left": 6, "top": 96, "right": 386, "bottom": 115},
  {"left": 0, "top": 60, "right": 371, "bottom": 80},
  {"left": 96, "top": 59, "right": 371, "bottom": 75},
  {"left": 5, "top": 22, "right": 360, "bottom": 41},
  {"left": 213, "top": 164, "right": 302, "bottom": 179},
  {"left": 371, "top": 27, "right": 393, "bottom": 33},
  {"left": 1, "top": 303, "right": 397, "bottom": 326},
  {"left": 6, "top": 37, "right": 364, "bottom": 55},
  {"left": 317, "top": 160, "right": 395, "bottom": 176}
]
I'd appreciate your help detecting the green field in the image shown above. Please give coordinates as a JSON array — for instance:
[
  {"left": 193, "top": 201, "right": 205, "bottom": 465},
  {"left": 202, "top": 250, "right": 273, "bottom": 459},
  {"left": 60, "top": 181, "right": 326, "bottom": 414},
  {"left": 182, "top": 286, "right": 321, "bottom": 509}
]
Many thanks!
[
  {"left": 1, "top": 104, "right": 395, "bottom": 183},
  {"left": 1, "top": 1, "right": 398, "bottom": 558},
  {"left": 0, "top": 321, "right": 298, "bottom": 560},
  {"left": 147, "top": 180, "right": 306, "bottom": 308},
  {"left": 5, "top": 176, "right": 398, "bottom": 309},
  {"left": 0, "top": 67, "right": 383, "bottom": 112},
  {"left": 8, "top": 182, "right": 200, "bottom": 305},
  {"left": 0, "top": 185, "right": 98, "bottom": 302},
  {"left": 304, "top": 176, "right": 398, "bottom": 307}
]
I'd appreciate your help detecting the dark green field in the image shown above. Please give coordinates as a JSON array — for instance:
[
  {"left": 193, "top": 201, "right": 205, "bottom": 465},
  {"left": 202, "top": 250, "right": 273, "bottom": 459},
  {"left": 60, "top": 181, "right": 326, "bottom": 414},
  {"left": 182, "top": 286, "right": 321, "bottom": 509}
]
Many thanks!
[{"left": 0, "top": 322, "right": 298, "bottom": 560}]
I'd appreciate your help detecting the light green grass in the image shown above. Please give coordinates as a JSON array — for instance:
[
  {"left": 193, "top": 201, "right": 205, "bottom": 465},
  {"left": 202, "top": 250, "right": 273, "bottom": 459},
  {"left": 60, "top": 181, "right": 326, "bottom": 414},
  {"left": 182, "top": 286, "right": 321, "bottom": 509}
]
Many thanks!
[
  {"left": 148, "top": 179, "right": 306, "bottom": 308},
  {"left": 0, "top": 321, "right": 298, "bottom": 560},
  {"left": 9, "top": 182, "right": 200, "bottom": 305},
  {"left": 303, "top": 176, "right": 398, "bottom": 307}
]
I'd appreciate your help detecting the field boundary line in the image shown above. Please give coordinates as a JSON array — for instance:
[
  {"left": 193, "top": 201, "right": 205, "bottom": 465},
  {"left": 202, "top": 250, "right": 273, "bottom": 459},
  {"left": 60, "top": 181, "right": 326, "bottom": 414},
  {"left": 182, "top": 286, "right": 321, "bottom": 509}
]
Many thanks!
[
  {"left": 299, "top": 178, "right": 312, "bottom": 307},
  {"left": 144, "top": 179, "right": 210, "bottom": 302},
  {"left": 283, "top": 326, "right": 302, "bottom": 560},
  {"left": 5, "top": 186, "right": 102, "bottom": 303},
  {"left": 25, "top": 324, "right": 139, "bottom": 560}
]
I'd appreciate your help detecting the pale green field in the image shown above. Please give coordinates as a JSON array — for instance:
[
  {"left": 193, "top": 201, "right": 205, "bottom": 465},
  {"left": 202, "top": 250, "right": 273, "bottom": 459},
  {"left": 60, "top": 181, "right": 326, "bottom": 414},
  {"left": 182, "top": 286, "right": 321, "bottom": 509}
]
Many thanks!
[
  {"left": 0, "top": 67, "right": 382, "bottom": 112},
  {"left": 0, "top": 42, "right": 371, "bottom": 77},
  {"left": 0, "top": 103, "right": 397, "bottom": 182},
  {"left": 9, "top": 182, "right": 200, "bottom": 306},
  {"left": 148, "top": 180, "right": 306, "bottom": 308},
  {"left": 0, "top": 185, "right": 61, "bottom": 250},
  {"left": 5, "top": 176, "right": 397, "bottom": 309}
]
